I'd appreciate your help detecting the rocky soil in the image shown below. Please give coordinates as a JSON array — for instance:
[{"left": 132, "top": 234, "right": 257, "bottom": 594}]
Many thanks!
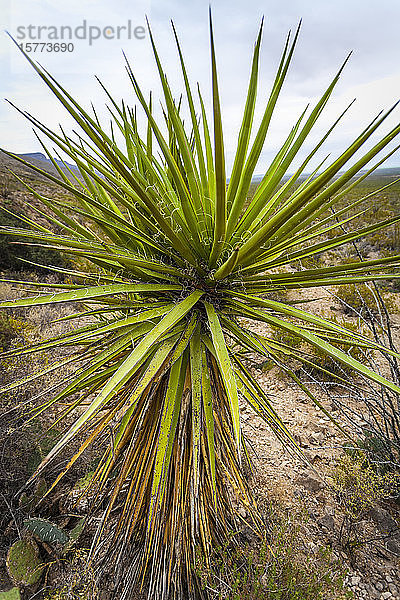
[{"left": 241, "top": 285, "right": 400, "bottom": 600}]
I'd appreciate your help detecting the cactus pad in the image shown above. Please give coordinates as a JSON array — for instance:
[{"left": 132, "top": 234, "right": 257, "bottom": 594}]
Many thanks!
[
  {"left": 63, "top": 518, "right": 85, "bottom": 554},
  {"left": 24, "top": 518, "right": 69, "bottom": 546},
  {"left": 19, "top": 478, "right": 48, "bottom": 513},
  {"left": 0, "top": 589, "right": 21, "bottom": 600},
  {"left": 6, "top": 538, "right": 44, "bottom": 585}
]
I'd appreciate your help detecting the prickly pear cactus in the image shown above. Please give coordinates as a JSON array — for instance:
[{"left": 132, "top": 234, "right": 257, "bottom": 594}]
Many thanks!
[
  {"left": 24, "top": 518, "right": 69, "bottom": 546},
  {"left": 63, "top": 518, "right": 85, "bottom": 554},
  {"left": 0, "top": 588, "right": 21, "bottom": 600},
  {"left": 19, "top": 478, "right": 47, "bottom": 513},
  {"left": 6, "top": 538, "right": 44, "bottom": 585}
]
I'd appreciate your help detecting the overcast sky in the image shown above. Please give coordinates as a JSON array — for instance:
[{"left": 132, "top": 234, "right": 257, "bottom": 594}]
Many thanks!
[{"left": 1, "top": 0, "right": 400, "bottom": 174}]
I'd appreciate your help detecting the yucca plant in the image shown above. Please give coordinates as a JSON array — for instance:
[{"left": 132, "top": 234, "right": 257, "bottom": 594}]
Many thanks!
[{"left": 2, "top": 12, "right": 400, "bottom": 599}]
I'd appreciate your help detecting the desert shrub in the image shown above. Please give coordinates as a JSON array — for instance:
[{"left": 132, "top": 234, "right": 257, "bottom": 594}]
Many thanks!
[
  {"left": 365, "top": 221, "right": 400, "bottom": 252},
  {"left": 334, "top": 283, "right": 397, "bottom": 318},
  {"left": 332, "top": 178, "right": 400, "bottom": 253},
  {"left": 304, "top": 315, "right": 369, "bottom": 378},
  {"left": 343, "top": 431, "right": 400, "bottom": 499},
  {"left": 270, "top": 323, "right": 303, "bottom": 350},
  {"left": 0, "top": 173, "right": 14, "bottom": 199},
  {"left": 24, "top": 419, "right": 63, "bottom": 475},
  {"left": 0, "top": 204, "right": 70, "bottom": 274},
  {"left": 329, "top": 453, "right": 400, "bottom": 555},
  {"left": 0, "top": 313, "right": 33, "bottom": 352},
  {"left": 195, "top": 510, "right": 351, "bottom": 600},
  {"left": 297, "top": 254, "right": 324, "bottom": 270},
  {"left": 270, "top": 315, "right": 368, "bottom": 379},
  {"left": 331, "top": 454, "right": 400, "bottom": 520},
  {"left": 266, "top": 288, "right": 290, "bottom": 304}
]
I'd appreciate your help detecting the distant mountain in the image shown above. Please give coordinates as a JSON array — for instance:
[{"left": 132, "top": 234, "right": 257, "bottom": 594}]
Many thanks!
[
  {"left": 0, "top": 150, "right": 84, "bottom": 185},
  {"left": 4, "top": 151, "right": 400, "bottom": 185},
  {"left": 18, "top": 152, "right": 80, "bottom": 175},
  {"left": 249, "top": 166, "right": 400, "bottom": 184},
  {"left": 357, "top": 167, "right": 400, "bottom": 178}
]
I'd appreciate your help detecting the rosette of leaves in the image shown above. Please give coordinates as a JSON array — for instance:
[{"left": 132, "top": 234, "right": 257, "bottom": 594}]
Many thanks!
[{"left": 2, "top": 12, "right": 400, "bottom": 600}]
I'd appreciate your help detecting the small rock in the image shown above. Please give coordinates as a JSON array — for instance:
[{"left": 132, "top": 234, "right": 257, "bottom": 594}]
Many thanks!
[
  {"left": 310, "top": 422, "right": 327, "bottom": 434},
  {"left": 297, "top": 470, "right": 323, "bottom": 492},
  {"left": 369, "top": 507, "right": 398, "bottom": 535},
  {"left": 311, "top": 431, "right": 324, "bottom": 443},
  {"left": 376, "top": 582, "right": 384, "bottom": 592},
  {"left": 386, "top": 537, "right": 400, "bottom": 555},
  {"left": 307, "top": 541, "right": 318, "bottom": 554},
  {"left": 312, "top": 454, "right": 323, "bottom": 463},
  {"left": 381, "top": 593, "right": 392, "bottom": 600},
  {"left": 238, "top": 506, "right": 247, "bottom": 518},
  {"left": 318, "top": 514, "right": 335, "bottom": 531},
  {"left": 351, "top": 575, "right": 361, "bottom": 586},
  {"left": 389, "top": 584, "right": 397, "bottom": 594},
  {"left": 386, "top": 576, "right": 393, "bottom": 584}
]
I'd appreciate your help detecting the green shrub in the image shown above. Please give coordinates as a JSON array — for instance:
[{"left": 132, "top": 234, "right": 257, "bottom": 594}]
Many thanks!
[
  {"left": 0, "top": 588, "right": 21, "bottom": 600},
  {"left": 331, "top": 454, "right": 400, "bottom": 520},
  {"left": 305, "top": 315, "right": 369, "bottom": 378},
  {"left": 270, "top": 323, "right": 303, "bottom": 349},
  {"left": 0, "top": 174, "right": 14, "bottom": 200},
  {"left": 329, "top": 453, "right": 400, "bottom": 554},
  {"left": 344, "top": 433, "right": 400, "bottom": 499},
  {"left": 25, "top": 421, "right": 62, "bottom": 476},
  {"left": 0, "top": 313, "right": 33, "bottom": 352},
  {"left": 335, "top": 283, "right": 397, "bottom": 318}
]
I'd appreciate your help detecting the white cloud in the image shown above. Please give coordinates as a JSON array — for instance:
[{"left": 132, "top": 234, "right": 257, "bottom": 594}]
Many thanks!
[{"left": 1, "top": 0, "right": 399, "bottom": 170}]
